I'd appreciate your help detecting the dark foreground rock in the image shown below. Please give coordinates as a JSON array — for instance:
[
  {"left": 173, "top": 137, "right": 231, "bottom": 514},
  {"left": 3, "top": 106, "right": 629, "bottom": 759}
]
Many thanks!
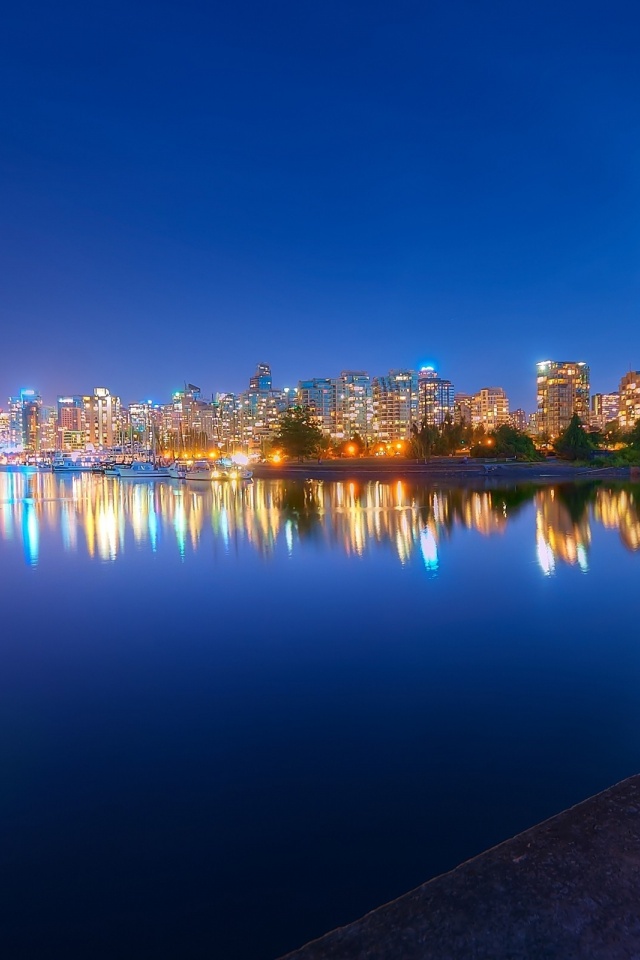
[{"left": 278, "top": 775, "right": 640, "bottom": 960}]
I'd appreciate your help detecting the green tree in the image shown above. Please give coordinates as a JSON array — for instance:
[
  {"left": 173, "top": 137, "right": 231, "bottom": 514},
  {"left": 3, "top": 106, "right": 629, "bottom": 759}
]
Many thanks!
[
  {"left": 434, "top": 414, "right": 464, "bottom": 455},
  {"left": 602, "top": 420, "right": 623, "bottom": 445},
  {"left": 410, "top": 420, "right": 440, "bottom": 460},
  {"left": 627, "top": 420, "right": 640, "bottom": 451},
  {"left": 274, "top": 406, "right": 324, "bottom": 460},
  {"left": 554, "top": 414, "right": 596, "bottom": 461},
  {"left": 470, "top": 424, "right": 541, "bottom": 460}
]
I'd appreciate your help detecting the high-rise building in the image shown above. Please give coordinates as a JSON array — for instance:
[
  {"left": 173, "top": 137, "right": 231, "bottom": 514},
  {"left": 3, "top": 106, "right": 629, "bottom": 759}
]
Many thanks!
[
  {"left": 509, "top": 408, "right": 528, "bottom": 432},
  {"left": 297, "top": 378, "right": 340, "bottom": 437},
  {"left": 0, "top": 410, "right": 9, "bottom": 449},
  {"left": 418, "top": 367, "right": 455, "bottom": 426},
  {"left": 618, "top": 372, "right": 640, "bottom": 430},
  {"left": 371, "top": 370, "right": 419, "bottom": 441},
  {"left": 38, "top": 406, "right": 57, "bottom": 451},
  {"left": 337, "top": 371, "right": 372, "bottom": 440},
  {"left": 249, "top": 362, "right": 273, "bottom": 393},
  {"left": 7, "top": 396, "right": 23, "bottom": 449},
  {"left": 536, "top": 361, "right": 590, "bottom": 438},
  {"left": 82, "top": 388, "right": 123, "bottom": 448},
  {"left": 591, "top": 392, "right": 619, "bottom": 431},
  {"left": 472, "top": 387, "right": 510, "bottom": 432},
  {"left": 454, "top": 393, "right": 473, "bottom": 425},
  {"left": 168, "top": 386, "right": 220, "bottom": 452},
  {"left": 244, "top": 362, "right": 287, "bottom": 453},
  {"left": 57, "top": 396, "right": 85, "bottom": 449},
  {"left": 7, "top": 390, "right": 41, "bottom": 452},
  {"left": 21, "top": 395, "right": 41, "bottom": 453}
]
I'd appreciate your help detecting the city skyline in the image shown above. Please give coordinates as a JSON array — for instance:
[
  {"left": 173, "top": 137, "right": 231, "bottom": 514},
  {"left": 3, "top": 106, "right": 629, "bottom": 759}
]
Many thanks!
[
  {"left": 4, "top": 357, "right": 640, "bottom": 456},
  {"left": 3, "top": 2, "right": 640, "bottom": 410},
  {"left": 1, "top": 351, "right": 636, "bottom": 411}
]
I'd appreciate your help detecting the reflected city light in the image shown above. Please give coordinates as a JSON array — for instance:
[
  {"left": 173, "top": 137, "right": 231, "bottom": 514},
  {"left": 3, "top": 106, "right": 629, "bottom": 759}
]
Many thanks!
[
  {"left": 420, "top": 525, "right": 439, "bottom": 572},
  {"left": 0, "top": 471, "right": 639, "bottom": 573}
]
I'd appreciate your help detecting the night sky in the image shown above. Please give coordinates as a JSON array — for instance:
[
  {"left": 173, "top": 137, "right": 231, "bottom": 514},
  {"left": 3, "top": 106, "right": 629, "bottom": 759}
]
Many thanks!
[{"left": 2, "top": 0, "right": 640, "bottom": 410}]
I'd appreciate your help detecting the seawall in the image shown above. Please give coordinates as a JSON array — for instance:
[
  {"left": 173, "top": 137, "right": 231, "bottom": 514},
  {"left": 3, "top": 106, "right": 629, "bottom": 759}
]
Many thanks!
[
  {"left": 279, "top": 775, "right": 640, "bottom": 959},
  {"left": 253, "top": 459, "right": 632, "bottom": 483}
]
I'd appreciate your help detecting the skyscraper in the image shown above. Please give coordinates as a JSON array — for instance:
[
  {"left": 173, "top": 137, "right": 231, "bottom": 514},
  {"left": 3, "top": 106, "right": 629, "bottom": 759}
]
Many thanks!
[
  {"left": 338, "top": 371, "right": 372, "bottom": 440},
  {"left": 297, "top": 378, "right": 339, "bottom": 436},
  {"left": 21, "top": 394, "right": 41, "bottom": 453},
  {"left": 418, "top": 367, "right": 455, "bottom": 426},
  {"left": 249, "top": 362, "right": 272, "bottom": 393},
  {"left": 536, "top": 361, "right": 590, "bottom": 438},
  {"left": 371, "top": 370, "right": 419, "bottom": 441},
  {"left": 618, "top": 371, "right": 640, "bottom": 430}
]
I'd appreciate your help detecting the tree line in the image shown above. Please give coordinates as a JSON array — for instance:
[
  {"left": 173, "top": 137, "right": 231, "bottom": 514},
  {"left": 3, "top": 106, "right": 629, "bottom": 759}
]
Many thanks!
[{"left": 269, "top": 406, "right": 640, "bottom": 464}]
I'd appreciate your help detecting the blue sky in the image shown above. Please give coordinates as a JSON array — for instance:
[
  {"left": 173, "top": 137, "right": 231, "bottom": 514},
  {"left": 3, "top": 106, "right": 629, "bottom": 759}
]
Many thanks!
[{"left": 2, "top": 0, "right": 640, "bottom": 409}]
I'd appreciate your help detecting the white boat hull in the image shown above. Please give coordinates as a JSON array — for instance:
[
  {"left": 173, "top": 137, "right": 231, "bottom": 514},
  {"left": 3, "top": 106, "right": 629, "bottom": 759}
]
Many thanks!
[{"left": 116, "top": 463, "right": 171, "bottom": 479}]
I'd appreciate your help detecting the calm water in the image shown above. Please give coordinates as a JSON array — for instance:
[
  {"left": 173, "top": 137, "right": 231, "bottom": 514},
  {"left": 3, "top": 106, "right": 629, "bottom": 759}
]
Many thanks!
[{"left": 1, "top": 468, "right": 640, "bottom": 959}]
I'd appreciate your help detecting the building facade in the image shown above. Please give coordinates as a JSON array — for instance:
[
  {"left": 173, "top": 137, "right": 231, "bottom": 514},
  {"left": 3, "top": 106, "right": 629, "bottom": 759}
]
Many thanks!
[
  {"left": 591, "top": 392, "right": 620, "bottom": 431},
  {"left": 371, "top": 370, "right": 419, "bottom": 442},
  {"left": 297, "top": 378, "right": 340, "bottom": 437},
  {"left": 337, "top": 371, "right": 372, "bottom": 440},
  {"left": 418, "top": 367, "right": 455, "bottom": 426},
  {"left": 81, "top": 388, "right": 124, "bottom": 449},
  {"left": 471, "top": 387, "right": 510, "bottom": 432},
  {"left": 536, "top": 361, "right": 590, "bottom": 438},
  {"left": 618, "top": 372, "right": 640, "bottom": 431}
]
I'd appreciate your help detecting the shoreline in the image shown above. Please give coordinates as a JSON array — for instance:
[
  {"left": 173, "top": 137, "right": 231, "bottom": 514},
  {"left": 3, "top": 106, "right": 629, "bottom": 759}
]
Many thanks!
[{"left": 252, "top": 458, "right": 634, "bottom": 483}]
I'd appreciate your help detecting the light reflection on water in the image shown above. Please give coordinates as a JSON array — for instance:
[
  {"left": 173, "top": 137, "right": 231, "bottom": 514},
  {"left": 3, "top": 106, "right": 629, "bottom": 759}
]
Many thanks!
[
  {"left": 1, "top": 469, "right": 639, "bottom": 571},
  {"left": 2, "top": 468, "right": 640, "bottom": 960}
]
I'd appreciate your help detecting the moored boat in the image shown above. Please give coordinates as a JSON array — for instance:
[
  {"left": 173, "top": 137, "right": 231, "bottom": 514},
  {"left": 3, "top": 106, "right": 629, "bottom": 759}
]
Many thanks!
[
  {"left": 183, "top": 458, "right": 252, "bottom": 481},
  {"left": 116, "top": 461, "right": 171, "bottom": 479},
  {"left": 166, "top": 461, "right": 187, "bottom": 480},
  {"left": 183, "top": 459, "right": 219, "bottom": 481},
  {"left": 52, "top": 454, "right": 96, "bottom": 472}
]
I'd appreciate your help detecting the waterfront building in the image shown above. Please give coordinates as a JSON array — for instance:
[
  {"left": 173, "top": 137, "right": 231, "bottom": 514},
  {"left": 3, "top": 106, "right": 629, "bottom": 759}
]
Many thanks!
[
  {"left": 509, "top": 408, "right": 528, "bottom": 432},
  {"left": 297, "top": 378, "right": 340, "bottom": 437},
  {"left": 337, "top": 371, "right": 372, "bottom": 440},
  {"left": 168, "top": 385, "right": 221, "bottom": 453},
  {"left": 7, "top": 396, "right": 22, "bottom": 449},
  {"left": 418, "top": 367, "right": 455, "bottom": 426},
  {"left": 128, "top": 402, "right": 152, "bottom": 447},
  {"left": 82, "top": 388, "right": 123, "bottom": 449},
  {"left": 243, "top": 363, "right": 287, "bottom": 454},
  {"left": 0, "top": 410, "right": 8, "bottom": 449},
  {"left": 454, "top": 393, "right": 473, "bottom": 425},
  {"left": 591, "top": 392, "right": 620, "bottom": 431},
  {"left": 535, "top": 361, "right": 590, "bottom": 438},
  {"left": 472, "top": 387, "right": 510, "bottom": 432},
  {"left": 57, "top": 396, "right": 85, "bottom": 450},
  {"left": 618, "top": 371, "right": 640, "bottom": 430},
  {"left": 128, "top": 401, "right": 165, "bottom": 450},
  {"left": 215, "top": 392, "right": 242, "bottom": 453},
  {"left": 21, "top": 394, "right": 41, "bottom": 453},
  {"left": 371, "top": 370, "right": 419, "bottom": 441},
  {"left": 38, "top": 406, "right": 57, "bottom": 452},
  {"left": 6, "top": 390, "right": 41, "bottom": 452}
]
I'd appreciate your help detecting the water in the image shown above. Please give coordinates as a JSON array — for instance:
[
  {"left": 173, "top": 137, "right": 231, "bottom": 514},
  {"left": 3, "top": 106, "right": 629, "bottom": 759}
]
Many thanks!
[{"left": 1, "top": 468, "right": 640, "bottom": 959}]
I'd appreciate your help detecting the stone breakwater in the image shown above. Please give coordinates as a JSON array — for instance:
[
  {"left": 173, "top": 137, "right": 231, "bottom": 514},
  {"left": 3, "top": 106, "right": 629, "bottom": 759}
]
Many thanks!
[{"left": 279, "top": 775, "right": 640, "bottom": 960}]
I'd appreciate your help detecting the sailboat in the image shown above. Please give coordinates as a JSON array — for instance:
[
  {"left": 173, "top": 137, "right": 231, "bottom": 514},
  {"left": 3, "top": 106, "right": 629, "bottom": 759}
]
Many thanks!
[{"left": 116, "top": 426, "right": 170, "bottom": 478}]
